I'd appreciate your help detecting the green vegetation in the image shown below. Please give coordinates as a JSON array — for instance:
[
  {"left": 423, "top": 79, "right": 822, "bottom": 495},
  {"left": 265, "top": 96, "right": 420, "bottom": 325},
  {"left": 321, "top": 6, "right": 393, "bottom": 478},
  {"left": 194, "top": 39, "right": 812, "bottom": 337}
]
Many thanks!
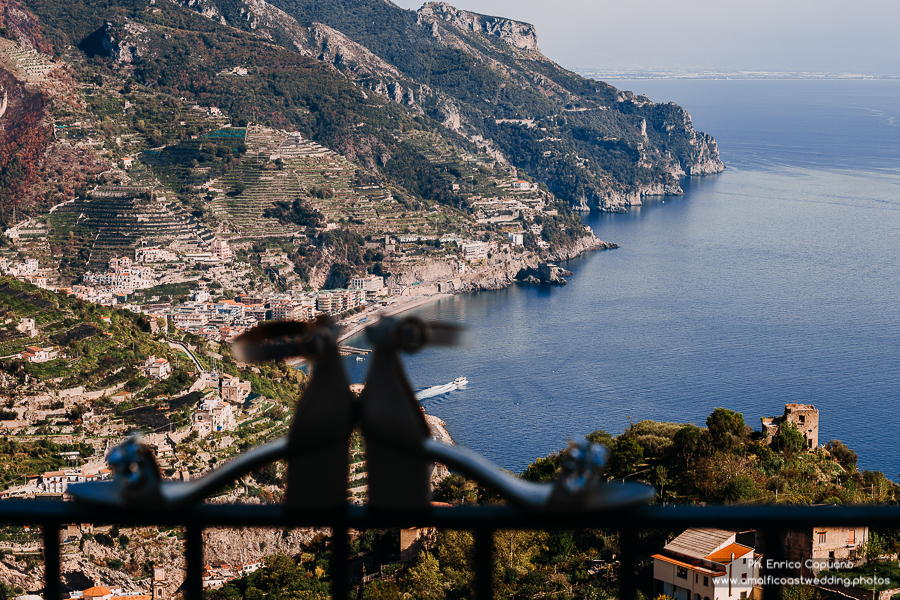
[
  {"left": 206, "top": 553, "right": 332, "bottom": 600},
  {"left": 819, "top": 559, "right": 900, "bottom": 591},
  {"left": 262, "top": 198, "right": 325, "bottom": 228},
  {"left": 0, "top": 437, "right": 94, "bottom": 491},
  {"left": 0, "top": 277, "right": 182, "bottom": 394}
]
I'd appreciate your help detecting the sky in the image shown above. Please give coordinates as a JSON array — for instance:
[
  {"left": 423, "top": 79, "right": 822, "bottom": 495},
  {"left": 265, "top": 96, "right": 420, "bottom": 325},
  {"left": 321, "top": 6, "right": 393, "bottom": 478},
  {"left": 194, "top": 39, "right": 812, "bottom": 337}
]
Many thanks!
[{"left": 390, "top": 0, "right": 900, "bottom": 74}]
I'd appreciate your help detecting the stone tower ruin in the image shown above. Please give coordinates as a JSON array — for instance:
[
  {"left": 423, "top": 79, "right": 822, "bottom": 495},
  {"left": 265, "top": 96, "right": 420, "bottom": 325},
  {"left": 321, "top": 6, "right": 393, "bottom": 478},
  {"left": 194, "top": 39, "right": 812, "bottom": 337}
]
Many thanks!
[{"left": 761, "top": 403, "right": 819, "bottom": 449}]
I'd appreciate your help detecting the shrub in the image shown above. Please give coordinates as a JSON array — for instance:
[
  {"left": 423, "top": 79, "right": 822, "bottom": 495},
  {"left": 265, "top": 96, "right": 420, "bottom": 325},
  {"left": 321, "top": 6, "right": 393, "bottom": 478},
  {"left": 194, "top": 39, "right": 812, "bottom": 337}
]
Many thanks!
[{"left": 825, "top": 440, "right": 858, "bottom": 471}]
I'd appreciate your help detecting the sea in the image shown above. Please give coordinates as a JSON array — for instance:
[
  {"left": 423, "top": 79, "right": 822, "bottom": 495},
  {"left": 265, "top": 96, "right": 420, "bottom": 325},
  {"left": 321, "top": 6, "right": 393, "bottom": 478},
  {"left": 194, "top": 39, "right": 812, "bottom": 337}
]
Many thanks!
[{"left": 341, "top": 79, "right": 900, "bottom": 477}]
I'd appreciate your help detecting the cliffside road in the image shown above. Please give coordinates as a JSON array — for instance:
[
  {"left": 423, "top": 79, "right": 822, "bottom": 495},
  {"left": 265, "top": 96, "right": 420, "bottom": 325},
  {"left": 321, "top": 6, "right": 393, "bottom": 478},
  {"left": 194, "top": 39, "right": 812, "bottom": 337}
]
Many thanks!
[{"left": 167, "top": 338, "right": 203, "bottom": 371}]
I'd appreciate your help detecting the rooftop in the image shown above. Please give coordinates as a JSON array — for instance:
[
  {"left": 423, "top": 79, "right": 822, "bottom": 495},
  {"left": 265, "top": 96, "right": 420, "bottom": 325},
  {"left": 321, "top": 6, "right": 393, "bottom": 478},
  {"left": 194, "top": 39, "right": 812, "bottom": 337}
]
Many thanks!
[{"left": 664, "top": 527, "right": 736, "bottom": 559}]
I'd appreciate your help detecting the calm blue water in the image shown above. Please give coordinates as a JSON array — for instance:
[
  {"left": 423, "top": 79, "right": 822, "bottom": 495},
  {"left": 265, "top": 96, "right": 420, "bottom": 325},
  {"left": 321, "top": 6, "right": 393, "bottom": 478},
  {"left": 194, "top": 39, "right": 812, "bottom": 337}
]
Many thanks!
[{"left": 343, "top": 80, "right": 900, "bottom": 477}]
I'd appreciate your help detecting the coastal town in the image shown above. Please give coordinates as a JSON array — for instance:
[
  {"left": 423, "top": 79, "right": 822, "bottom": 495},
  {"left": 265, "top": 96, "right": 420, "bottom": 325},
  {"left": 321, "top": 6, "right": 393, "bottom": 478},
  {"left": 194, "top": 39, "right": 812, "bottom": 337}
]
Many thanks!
[{"left": 0, "top": 0, "right": 893, "bottom": 594}]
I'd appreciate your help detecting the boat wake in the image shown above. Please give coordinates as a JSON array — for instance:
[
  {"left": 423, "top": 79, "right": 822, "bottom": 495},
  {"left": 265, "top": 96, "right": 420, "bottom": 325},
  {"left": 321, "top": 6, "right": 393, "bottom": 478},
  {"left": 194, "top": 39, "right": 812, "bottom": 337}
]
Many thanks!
[{"left": 415, "top": 377, "right": 468, "bottom": 401}]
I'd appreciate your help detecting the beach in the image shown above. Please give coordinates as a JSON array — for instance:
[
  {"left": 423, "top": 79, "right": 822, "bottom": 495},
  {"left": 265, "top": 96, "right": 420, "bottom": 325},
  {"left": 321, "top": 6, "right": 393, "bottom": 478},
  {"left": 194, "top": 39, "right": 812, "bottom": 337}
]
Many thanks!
[
  {"left": 336, "top": 292, "right": 453, "bottom": 344},
  {"left": 285, "top": 292, "right": 453, "bottom": 367}
]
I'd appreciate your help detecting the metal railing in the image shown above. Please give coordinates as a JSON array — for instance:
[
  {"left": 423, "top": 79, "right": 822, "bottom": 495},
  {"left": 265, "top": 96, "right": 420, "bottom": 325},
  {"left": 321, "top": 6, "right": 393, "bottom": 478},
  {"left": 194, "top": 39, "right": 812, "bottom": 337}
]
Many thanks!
[
  {"left": 3, "top": 501, "right": 899, "bottom": 600},
  {"left": 1, "top": 317, "right": 895, "bottom": 600}
]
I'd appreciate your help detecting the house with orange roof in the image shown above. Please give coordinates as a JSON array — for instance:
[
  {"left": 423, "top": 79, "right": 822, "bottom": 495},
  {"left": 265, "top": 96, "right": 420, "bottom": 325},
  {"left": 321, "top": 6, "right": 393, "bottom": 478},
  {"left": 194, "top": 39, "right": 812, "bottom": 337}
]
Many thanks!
[
  {"left": 510, "top": 179, "right": 536, "bottom": 191},
  {"left": 652, "top": 528, "right": 760, "bottom": 600},
  {"left": 21, "top": 345, "right": 54, "bottom": 362},
  {"left": 81, "top": 584, "right": 113, "bottom": 600},
  {"left": 36, "top": 467, "right": 112, "bottom": 494},
  {"left": 140, "top": 356, "right": 172, "bottom": 379},
  {"left": 70, "top": 579, "right": 152, "bottom": 600}
]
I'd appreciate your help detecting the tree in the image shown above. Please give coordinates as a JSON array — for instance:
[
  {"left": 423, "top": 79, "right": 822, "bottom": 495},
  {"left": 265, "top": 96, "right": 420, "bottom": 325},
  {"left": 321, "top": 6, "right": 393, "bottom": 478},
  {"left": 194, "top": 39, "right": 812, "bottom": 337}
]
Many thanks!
[
  {"left": 608, "top": 437, "right": 643, "bottom": 478},
  {"left": 585, "top": 429, "right": 615, "bottom": 448},
  {"left": 672, "top": 425, "right": 702, "bottom": 467},
  {"left": 777, "top": 422, "right": 805, "bottom": 459},
  {"left": 649, "top": 465, "right": 670, "bottom": 497},
  {"left": 252, "top": 462, "right": 281, "bottom": 486},
  {"left": 547, "top": 530, "right": 576, "bottom": 562},
  {"left": 249, "top": 553, "right": 329, "bottom": 598},
  {"left": 403, "top": 552, "right": 446, "bottom": 600},
  {"left": 364, "top": 581, "right": 401, "bottom": 600},
  {"left": 862, "top": 532, "right": 886, "bottom": 565},
  {"left": 435, "top": 529, "right": 474, "bottom": 596},
  {"left": 706, "top": 408, "right": 747, "bottom": 451},
  {"left": 721, "top": 476, "right": 758, "bottom": 503},
  {"left": 433, "top": 474, "right": 477, "bottom": 504},
  {"left": 521, "top": 453, "right": 564, "bottom": 483},
  {"left": 494, "top": 530, "right": 546, "bottom": 573},
  {"left": 824, "top": 440, "right": 858, "bottom": 471}
]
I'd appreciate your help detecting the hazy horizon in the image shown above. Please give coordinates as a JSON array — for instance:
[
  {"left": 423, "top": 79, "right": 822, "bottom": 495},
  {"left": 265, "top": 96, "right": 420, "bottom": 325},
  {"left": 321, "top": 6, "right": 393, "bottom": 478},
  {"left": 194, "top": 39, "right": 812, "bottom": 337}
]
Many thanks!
[{"left": 391, "top": 0, "right": 900, "bottom": 76}]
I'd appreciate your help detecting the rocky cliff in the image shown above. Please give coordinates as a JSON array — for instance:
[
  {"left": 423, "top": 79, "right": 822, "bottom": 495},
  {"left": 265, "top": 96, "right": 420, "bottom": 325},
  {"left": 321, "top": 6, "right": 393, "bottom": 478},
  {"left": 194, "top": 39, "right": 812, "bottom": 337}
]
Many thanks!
[{"left": 418, "top": 2, "right": 540, "bottom": 52}]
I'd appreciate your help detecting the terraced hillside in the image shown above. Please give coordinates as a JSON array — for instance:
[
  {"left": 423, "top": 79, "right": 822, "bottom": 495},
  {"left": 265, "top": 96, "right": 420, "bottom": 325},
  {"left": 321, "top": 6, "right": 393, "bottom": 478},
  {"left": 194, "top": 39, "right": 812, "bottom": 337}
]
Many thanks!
[
  {"left": 49, "top": 186, "right": 213, "bottom": 271},
  {"left": 204, "top": 125, "right": 452, "bottom": 240}
]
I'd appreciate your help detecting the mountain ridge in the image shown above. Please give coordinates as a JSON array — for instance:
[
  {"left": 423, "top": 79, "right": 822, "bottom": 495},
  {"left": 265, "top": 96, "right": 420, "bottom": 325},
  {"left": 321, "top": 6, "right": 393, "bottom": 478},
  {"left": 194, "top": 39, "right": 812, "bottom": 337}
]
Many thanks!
[
  {"left": 0, "top": 0, "right": 722, "bottom": 290},
  {"left": 135, "top": 0, "right": 724, "bottom": 210}
]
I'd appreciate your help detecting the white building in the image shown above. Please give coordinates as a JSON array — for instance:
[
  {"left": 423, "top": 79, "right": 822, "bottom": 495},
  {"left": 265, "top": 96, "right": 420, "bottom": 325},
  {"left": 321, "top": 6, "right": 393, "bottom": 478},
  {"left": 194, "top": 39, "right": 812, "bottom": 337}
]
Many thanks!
[
  {"left": 271, "top": 300, "right": 306, "bottom": 321},
  {"left": 141, "top": 356, "right": 172, "bottom": 379},
  {"left": 506, "top": 231, "right": 524, "bottom": 246},
  {"left": 653, "top": 528, "right": 759, "bottom": 600},
  {"left": 315, "top": 293, "right": 334, "bottom": 315},
  {"left": 136, "top": 246, "right": 177, "bottom": 263},
  {"left": 83, "top": 261, "right": 155, "bottom": 293},
  {"left": 511, "top": 180, "right": 536, "bottom": 191},
  {"left": 212, "top": 239, "right": 232, "bottom": 262},
  {"left": 16, "top": 318, "right": 37, "bottom": 337},
  {"left": 21, "top": 258, "right": 39, "bottom": 274},
  {"left": 350, "top": 274, "right": 385, "bottom": 297},
  {"left": 316, "top": 289, "right": 363, "bottom": 315},
  {"left": 36, "top": 467, "right": 111, "bottom": 494},
  {"left": 193, "top": 397, "right": 236, "bottom": 436},
  {"left": 460, "top": 241, "right": 491, "bottom": 262}
]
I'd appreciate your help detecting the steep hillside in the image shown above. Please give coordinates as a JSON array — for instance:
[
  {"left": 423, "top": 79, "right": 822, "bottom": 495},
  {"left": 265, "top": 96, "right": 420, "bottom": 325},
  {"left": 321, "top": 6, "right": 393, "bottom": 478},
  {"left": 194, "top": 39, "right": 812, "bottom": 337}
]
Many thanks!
[
  {"left": 0, "top": 276, "right": 302, "bottom": 421},
  {"left": 13, "top": 0, "right": 723, "bottom": 214},
  {"left": 0, "top": 0, "right": 724, "bottom": 291},
  {"left": 164, "top": 0, "right": 724, "bottom": 210}
]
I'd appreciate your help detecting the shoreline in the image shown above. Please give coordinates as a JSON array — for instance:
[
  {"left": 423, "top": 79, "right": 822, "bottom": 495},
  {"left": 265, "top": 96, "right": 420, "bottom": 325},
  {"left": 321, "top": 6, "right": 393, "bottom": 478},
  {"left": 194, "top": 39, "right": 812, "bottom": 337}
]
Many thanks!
[
  {"left": 286, "top": 292, "right": 453, "bottom": 367},
  {"left": 286, "top": 233, "right": 613, "bottom": 368},
  {"left": 336, "top": 292, "right": 454, "bottom": 344}
]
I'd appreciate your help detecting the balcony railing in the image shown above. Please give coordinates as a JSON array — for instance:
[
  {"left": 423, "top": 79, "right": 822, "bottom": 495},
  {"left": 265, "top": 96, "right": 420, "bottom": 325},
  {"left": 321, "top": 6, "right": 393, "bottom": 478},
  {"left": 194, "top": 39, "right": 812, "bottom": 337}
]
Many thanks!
[{"left": 1, "top": 317, "right": 894, "bottom": 600}]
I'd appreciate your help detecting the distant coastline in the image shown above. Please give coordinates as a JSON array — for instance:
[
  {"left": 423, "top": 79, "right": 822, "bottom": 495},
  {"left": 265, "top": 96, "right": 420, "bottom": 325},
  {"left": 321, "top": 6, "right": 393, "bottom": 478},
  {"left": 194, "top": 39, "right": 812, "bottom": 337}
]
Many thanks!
[{"left": 578, "top": 70, "right": 900, "bottom": 80}]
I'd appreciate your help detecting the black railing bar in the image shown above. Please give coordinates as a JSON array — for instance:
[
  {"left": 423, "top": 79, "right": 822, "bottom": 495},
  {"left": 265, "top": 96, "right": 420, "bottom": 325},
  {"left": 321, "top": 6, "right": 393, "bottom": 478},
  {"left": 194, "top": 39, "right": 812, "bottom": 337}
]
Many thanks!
[
  {"left": 43, "top": 523, "right": 61, "bottom": 600},
  {"left": 331, "top": 526, "right": 349, "bottom": 600},
  {"left": 474, "top": 527, "right": 494, "bottom": 600},
  {"left": 618, "top": 525, "right": 637, "bottom": 600},
  {"left": 760, "top": 526, "right": 784, "bottom": 598},
  {"left": 186, "top": 526, "right": 204, "bottom": 600},
  {"left": 2, "top": 503, "right": 897, "bottom": 529}
]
